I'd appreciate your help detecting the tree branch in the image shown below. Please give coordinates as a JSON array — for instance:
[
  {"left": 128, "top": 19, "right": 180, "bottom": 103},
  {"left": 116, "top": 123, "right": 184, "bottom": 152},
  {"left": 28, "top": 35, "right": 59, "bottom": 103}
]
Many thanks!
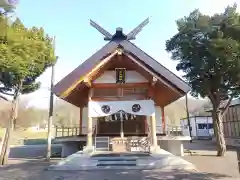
[
  {"left": 220, "top": 95, "right": 234, "bottom": 117},
  {"left": 0, "top": 95, "right": 9, "bottom": 101},
  {"left": 0, "top": 90, "right": 14, "bottom": 96},
  {"left": 208, "top": 90, "right": 215, "bottom": 105}
]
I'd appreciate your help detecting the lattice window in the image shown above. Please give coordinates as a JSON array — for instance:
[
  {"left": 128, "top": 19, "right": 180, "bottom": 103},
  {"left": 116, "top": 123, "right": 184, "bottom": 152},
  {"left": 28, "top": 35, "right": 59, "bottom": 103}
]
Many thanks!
[
  {"left": 122, "top": 87, "right": 147, "bottom": 96},
  {"left": 93, "top": 88, "right": 118, "bottom": 97}
]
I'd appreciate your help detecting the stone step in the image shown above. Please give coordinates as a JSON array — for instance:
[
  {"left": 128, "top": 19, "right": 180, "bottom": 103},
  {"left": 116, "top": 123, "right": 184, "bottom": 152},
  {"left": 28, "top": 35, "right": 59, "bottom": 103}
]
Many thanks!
[
  {"left": 92, "top": 156, "right": 137, "bottom": 161},
  {"left": 97, "top": 160, "right": 137, "bottom": 166},
  {"left": 91, "top": 152, "right": 150, "bottom": 157},
  {"left": 97, "top": 163, "right": 137, "bottom": 166},
  {"left": 97, "top": 158, "right": 137, "bottom": 161}
]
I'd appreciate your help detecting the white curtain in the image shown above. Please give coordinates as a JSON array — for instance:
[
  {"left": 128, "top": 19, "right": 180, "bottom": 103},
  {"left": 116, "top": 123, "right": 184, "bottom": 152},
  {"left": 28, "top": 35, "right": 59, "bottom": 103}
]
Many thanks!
[{"left": 88, "top": 100, "right": 155, "bottom": 118}]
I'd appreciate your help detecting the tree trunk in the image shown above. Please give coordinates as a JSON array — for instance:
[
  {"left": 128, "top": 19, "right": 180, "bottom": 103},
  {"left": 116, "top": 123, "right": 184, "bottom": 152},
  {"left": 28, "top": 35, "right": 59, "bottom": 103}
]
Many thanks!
[
  {"left": 0, "top": 128, "right": 8, "bottom": 164},
  {"left": 212, "top": 108, "right": 226, "bottom": 156},
  {"left": 0, "top": 128, "right": 7, "bottom": 155},
  {"left": 0, "top": 84, "right": 21, "bottom": 165}
]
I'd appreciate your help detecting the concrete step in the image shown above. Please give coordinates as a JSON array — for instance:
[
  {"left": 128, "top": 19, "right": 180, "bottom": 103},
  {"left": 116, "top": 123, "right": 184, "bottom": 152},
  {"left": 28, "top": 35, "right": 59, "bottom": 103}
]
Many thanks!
[
  {"left": 48, "top": 150, "right": 197, "bottom": 171},
  {"left": 97, "top": 160, "right": 137, "bottom": 166},
  {"left": 97, "top": 158, "right": 137, "bottom": 161},
  {"left": 91, "top": 152, "right": 150, "bottom": 158},
  {"left": 95, "top": 155, "right": 137, "bottom": 166},
  {"left": 92, "top": 156, "right": 137, "bottom": 161}
]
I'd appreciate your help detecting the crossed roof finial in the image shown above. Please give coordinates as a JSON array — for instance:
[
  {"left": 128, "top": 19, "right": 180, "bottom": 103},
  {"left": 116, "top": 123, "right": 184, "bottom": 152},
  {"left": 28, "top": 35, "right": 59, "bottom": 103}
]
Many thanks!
[{"left": 90, "top": 18, "right": 149, "bottom": 41}]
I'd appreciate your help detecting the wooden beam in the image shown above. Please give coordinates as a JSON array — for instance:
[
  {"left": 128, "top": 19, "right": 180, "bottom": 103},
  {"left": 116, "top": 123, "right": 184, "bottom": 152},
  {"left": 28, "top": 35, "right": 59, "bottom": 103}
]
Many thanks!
[
  {"left": 92, "top": 82, "right": 149, "bottom": 88},
  {"left": 85, "top": 51, "right": 118, "bottom": 80},
  {"left": 91, "top": 96, "right": 146, "bottom": 102},
  {"left": 161, "top": 107, "right": 165, "bottom": 133},
  {"left": 87, "top": 88, "right": 94, "bottom": 147},
  {"left": 151, "top": 76, "right": 157, "bottom": 86},
  {"left": 79, "top": 107, "right": 83, "bottom": 134},
  {"left": 84, "top": 78, "right": 91, "bottom": 87},
  {"left": 88, "top": 88, "right": 94, "bottom": 101},
  {"left": 125, "top": 53, "right": 183, "bottom": 96},
  {"left": 60, "top": 50, "right": 118, "bottom": 98}
]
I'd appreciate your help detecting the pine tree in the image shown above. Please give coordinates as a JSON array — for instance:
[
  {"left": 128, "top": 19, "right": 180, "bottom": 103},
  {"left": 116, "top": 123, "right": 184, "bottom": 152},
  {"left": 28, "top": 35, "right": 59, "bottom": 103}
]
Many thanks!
[
  {"left": 0, "top": 16, "right": 56, "bottom": 165},
  {"left": 166, "top": 4, "right": 240, "bottom": 156}
]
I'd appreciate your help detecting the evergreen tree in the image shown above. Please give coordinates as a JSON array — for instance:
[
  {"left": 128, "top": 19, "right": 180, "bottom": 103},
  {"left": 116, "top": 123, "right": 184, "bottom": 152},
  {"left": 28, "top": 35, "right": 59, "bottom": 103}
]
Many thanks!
[
  {"left": 0, "top": 16, "right": 56, "bottom": 164},
  {"left": 166, "top": 4, "right": 240, "bottom": 156}
]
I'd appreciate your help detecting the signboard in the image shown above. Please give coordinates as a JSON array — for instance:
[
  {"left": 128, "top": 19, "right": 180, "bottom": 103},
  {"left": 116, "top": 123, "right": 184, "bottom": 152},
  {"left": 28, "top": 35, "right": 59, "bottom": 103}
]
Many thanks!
[{"left": 115, "top": 68, "right": 126, "bottom": 84}]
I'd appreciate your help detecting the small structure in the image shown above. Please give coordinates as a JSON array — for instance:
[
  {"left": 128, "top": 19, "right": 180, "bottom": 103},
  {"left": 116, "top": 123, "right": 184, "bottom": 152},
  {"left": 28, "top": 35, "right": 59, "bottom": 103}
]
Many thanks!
[
  {"left": 205, "top": 99, "right": 240, "bottom": 146},
  {"left": 180, "top": 116, "right": 214, "bottom": 139},
  {"left": 221, "top": 99, "right": 240, "bottom": 147},
  {"left": 52, "top": 19, "right": 191, "bottom": 157}
]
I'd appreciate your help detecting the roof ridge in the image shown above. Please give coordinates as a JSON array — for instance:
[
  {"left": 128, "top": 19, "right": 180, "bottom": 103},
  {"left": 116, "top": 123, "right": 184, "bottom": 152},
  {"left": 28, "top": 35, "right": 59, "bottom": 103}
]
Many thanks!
[
  {"left": 53, "top": 39, "right": 190, "bottom": 98},
  {"left": 125, "top": 40, "right": 189, "bottom": 87}
]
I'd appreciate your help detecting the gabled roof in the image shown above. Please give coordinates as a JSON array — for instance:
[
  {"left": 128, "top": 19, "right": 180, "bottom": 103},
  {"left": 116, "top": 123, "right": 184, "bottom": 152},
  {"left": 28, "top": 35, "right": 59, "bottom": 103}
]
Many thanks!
[{"left": 53, "top": 40, "right": 190, "bottom": 98}]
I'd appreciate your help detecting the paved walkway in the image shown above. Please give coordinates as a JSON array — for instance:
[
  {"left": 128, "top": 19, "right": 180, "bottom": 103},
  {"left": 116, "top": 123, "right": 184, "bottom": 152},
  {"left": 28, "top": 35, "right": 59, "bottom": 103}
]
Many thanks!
[
  {"left": 183, "top": 140, "right": 240, "bottom": 180},
  {"left": 48, "top": 150, "right": 196, "bottom": 171},
  {"left": 0, "top": 159, "right": 212, "bottom": 180},
  {"left": 0, "top": 140, "right": 239, "bottom": 179}
]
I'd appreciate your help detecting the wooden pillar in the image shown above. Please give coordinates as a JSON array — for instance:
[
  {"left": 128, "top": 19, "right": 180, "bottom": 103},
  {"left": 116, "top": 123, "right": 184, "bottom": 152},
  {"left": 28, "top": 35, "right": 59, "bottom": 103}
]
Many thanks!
[
  {"left": 144, "top": 116, "right": 148, "bottom": 134},
  {"left": 161, "top": 107, "right": 165, "bottom": 133},
  {"left": 87, "top": 117, "right": 93, "bottom": 147},
  {"left": 186, "top": 94, "right": 192, "bottom": 142},
  {"left": 79, "top": 107, "right": 83, "bottom": 134},
  {"left": 87, "top": 88, "right": 94, "bottom": 148},
  {"left": 151, "top": 113, "right": 158, "bottom": 147}
]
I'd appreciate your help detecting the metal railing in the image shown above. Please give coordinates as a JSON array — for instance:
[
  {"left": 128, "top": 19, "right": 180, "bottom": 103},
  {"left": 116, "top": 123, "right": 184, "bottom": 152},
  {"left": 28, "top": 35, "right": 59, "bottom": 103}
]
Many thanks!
[
  {"left": 55, "top": 126, "right": 96, "bottom": 138},
  {"left": 165, "top": 125, "right": 185, "bottom": 136},
  {"left": 156, "top": 125, "right": 185, "bottom": 136},
  {"left": 55, "top": 125, "right": 186, "bottom": 138},
  {"left": 55, "top": 126, "right": 81, "bottom": 137}
]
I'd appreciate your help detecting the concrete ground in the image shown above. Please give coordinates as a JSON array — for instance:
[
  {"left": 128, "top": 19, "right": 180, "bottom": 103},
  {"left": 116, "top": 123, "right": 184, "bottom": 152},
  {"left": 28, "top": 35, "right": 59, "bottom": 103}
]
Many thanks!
[
  {"left": 183, "top": 140, "right": 240, "bottom": 180},
  {"left": 0, "top": 159, "right": 212, "bottom": 180},
  {"left": 0, "top": 141, "right": 239, "bottom": 179}
]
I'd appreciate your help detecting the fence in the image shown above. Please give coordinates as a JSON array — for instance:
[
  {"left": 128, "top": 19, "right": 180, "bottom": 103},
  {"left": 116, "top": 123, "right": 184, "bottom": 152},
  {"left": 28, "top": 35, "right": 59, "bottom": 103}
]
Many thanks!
[
  {"left": 55, "top": 125, "right": 186, "bottom": 138},
  {"left": 55, "top": 126, "right": 84, "bottom": 138}
]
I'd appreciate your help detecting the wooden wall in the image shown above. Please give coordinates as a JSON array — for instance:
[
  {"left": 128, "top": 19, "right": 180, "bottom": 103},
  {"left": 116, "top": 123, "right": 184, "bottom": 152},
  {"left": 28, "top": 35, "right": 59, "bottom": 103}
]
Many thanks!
[
  {"left": 93, "top": 71, "right": 148, "bottom": 84},
  {"left": 97, "top": 116, "right": 146, "bottom": 135},
  {"left": 223, "top": 105, "right": 240, "bottom": 138}
]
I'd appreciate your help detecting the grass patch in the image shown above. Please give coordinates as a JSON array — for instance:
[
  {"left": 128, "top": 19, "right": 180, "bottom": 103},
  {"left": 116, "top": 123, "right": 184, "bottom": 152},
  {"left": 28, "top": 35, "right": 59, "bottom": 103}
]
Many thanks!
[{"left": 0, "top": 128, "right": 54, "bottom": 145}]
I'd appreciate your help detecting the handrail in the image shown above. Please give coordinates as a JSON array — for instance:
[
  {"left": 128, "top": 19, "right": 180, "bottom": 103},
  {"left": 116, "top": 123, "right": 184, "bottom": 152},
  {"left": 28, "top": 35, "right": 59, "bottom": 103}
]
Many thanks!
[
  {"left": 55, "top": 124, "right": 186, "bottom": 138},
  {"left": 55, "top": 126, "right": 92, "bottom": 138},
  {"left": 164, "top": 125, "right": 185, "bottom": 136}
]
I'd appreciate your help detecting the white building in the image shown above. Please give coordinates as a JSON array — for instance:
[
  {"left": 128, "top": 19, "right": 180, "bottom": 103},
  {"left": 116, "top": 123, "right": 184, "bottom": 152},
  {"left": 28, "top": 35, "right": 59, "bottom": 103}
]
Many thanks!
[{"left": 180, "top": 116, "right": 214, "bottom": 139}]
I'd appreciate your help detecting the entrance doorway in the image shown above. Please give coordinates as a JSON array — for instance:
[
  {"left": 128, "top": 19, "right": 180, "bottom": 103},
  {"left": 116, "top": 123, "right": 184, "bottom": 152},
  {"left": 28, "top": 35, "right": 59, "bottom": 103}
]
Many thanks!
[{"left": 96, "top": 111, "right": 146, "bottom": 136}]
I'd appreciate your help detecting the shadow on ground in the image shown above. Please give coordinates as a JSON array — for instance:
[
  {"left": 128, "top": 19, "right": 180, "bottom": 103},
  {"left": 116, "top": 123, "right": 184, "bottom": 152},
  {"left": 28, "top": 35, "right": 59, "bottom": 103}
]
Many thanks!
[
  {"left": 184, "top": 140, "right": 237, "bottom": 155},
  {"left": 0, "top": 159, "right": 232, "bottom": 180},
  {"left": 183, "top": 140, "right": 217, "bottom": 151},
  {"left": 183, "top": 140, "right": 240, "bottom": 179},
  {"left": 9, "top": 144, "right": 62, "bottom": 159}
]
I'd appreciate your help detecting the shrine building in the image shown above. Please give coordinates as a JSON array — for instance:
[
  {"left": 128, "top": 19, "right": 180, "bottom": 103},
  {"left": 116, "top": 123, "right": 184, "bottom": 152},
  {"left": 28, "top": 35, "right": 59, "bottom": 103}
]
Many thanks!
[{"left": 53, "top": 19, "right": 191, "bottom": 157}]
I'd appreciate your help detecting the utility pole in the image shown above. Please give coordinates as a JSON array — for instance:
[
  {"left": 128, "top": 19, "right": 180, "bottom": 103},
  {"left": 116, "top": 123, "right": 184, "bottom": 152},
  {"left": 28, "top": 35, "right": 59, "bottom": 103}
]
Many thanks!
[
  {"left": 186, "top": 93, "right": 192, "bottom": 143},
  {"left": 46, "top": 37, "right": 57, "bottom": 161}
]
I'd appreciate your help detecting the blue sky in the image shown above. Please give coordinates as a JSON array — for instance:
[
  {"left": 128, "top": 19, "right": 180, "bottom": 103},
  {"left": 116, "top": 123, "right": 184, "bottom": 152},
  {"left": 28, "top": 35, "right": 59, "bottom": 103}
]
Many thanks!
[{"left": 14, "top": 0, "right": 239, "bottom": 108}]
